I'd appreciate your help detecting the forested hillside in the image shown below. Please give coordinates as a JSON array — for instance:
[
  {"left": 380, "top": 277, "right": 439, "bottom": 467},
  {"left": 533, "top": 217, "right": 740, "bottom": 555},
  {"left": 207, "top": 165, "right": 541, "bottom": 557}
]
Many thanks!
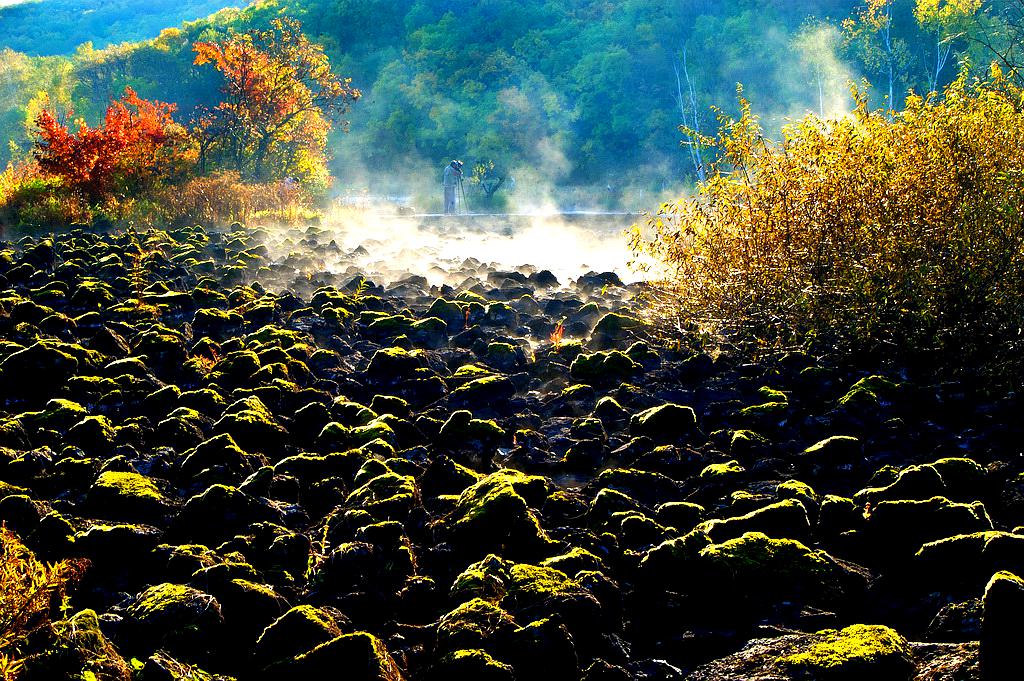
[
  {"left": 0, "top": 0, "right": 243, "bottom": 54},
  {"left": 0, "top": 0, "right": 1010, "bottom": 201}
]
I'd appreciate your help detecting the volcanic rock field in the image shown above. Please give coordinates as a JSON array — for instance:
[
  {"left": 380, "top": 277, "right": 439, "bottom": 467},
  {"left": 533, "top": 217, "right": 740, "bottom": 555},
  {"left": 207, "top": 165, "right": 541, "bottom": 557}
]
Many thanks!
[{"left": 0, "top": 221, "right": 1020, "bottom": 680}]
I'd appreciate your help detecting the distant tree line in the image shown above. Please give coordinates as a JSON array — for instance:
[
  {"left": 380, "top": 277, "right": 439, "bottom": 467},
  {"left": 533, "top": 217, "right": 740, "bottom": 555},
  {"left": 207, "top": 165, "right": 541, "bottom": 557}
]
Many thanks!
[{"left": 2, "top": 0, "right": 1023, "bottom": 197}]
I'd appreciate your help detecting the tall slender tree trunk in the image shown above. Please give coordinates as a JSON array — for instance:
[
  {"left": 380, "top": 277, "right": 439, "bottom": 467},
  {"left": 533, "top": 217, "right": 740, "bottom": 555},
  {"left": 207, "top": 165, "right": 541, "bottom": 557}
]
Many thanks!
[
  {"left": 674, "top": 45, "right": 706, "bottom": 183},
  {"left": 253, "top": 135, "right": 271, "bottom": 181}
]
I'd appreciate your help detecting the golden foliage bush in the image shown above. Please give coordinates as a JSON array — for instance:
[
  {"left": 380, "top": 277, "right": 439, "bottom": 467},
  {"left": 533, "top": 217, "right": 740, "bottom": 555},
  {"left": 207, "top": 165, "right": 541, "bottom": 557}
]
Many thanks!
[
  {"left": 0, "top": 526, "right": 87, "bottom": 679},
  {"left": 632, "top": 68, "right": 1024, "bottom": 375}
]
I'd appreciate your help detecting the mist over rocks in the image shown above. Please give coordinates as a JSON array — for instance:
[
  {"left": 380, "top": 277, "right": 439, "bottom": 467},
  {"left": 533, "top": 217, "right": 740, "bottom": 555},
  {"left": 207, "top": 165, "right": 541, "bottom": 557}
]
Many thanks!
[{"left": 0, "top": 221, "right": 1013, "bottom": 680}]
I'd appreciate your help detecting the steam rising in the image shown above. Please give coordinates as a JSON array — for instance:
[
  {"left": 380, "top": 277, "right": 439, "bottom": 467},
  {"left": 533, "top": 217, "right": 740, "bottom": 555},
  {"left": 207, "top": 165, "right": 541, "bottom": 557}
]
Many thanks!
[
  {"left": 791, "top": 22, "right": 859, "bottom": 120},
  {"left": 262, "top": 208, "right": 650, "bottom": 289},
  {"left": 336, "top": 211, "right": 641, "bottom": 285}
]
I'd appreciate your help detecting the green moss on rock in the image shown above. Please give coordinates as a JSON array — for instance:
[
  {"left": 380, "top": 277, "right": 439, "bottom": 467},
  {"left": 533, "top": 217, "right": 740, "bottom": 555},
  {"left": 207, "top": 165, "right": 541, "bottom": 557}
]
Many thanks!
[
  {"left": 777, "top": 624, "right": 914, "bottom": 680},
  {"left": 629, "top": 403, "right": 698, "bottom": 443},
  {"left": 698, "top": 499, "right": 811, "bottom": 543},
  {"left": 432, "top": 649, "right": 515, "bottom": 681},
  {"left": 126, "top": 583, "right": 223, "bottom": 647},
  {"left": 269, "top": 631, "right": 404, "bottom": 680},
  {"left": 347, "top": 472, "right": 417, "bottom": 518},
  {"left": 437, "top": 598, "right": 518, "bottom": 652},
  {"left": 450, "top": 375, "right": 517, "bottom": 407},
  {"left": 445, "top": 470, "right": 552, "bottom": 560},
  {"left": 89, "top": 471, "right": 170, "bottom": 521},
  {"left": 570, "top": 350, "right": 641, "bottom": 384}
]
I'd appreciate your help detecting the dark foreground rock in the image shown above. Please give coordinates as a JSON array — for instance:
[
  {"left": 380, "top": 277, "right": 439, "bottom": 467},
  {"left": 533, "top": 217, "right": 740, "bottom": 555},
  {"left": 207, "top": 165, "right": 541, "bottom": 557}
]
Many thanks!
[{"left": 0, "top": 223, "right": 1014, "bottom": 680}]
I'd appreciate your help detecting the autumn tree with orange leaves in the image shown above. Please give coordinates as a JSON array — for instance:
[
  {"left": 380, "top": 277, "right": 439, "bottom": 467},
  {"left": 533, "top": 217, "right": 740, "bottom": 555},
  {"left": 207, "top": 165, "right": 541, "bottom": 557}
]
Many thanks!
[
  {"left": 193, "top": 17, "right": 360, "bottom": 185},
  {"left": 33, "top": 87, "right": 190, "bottom": 202}
]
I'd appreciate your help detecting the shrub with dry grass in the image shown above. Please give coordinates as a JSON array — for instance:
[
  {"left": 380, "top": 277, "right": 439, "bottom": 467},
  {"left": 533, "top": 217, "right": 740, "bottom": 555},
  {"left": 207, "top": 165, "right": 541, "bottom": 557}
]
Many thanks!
[
  {"left": 0, "top": 167, "right": 315, "bottom": 229},
  {"left": 0, "top": 526, "right": 87, "bottom": 680},
  {"left": 153, "top": 171, "right": 314, "bottom": 226},
  {"left": 632, "top": 67, "right": 1024, "bottom": 379}
]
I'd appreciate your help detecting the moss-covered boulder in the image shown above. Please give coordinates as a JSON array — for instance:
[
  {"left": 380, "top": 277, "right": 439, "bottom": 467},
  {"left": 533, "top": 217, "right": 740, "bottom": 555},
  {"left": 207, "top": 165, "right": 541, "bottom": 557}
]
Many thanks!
[
  {"left": 589, "top": 487, "right": 642, "bottom": 524},
  {"left": 699, "top": 459, "right": 746, "bottom": 483},
  {"left": 856, "top": 457, "right": 987, "bottom": 506},
  {"left": 689, "top": 624, "right": 915, "bottom": 680},
  {"left": 253, "top": 604, "right": 345, "bottom": 670},
  {"left": 179, "top": 433, "right": 260, "bottom": 483},
  {"left": 192, "top": 307, "right": 245, "bottom": 338},
  {"left": 501, "top": 561, "right": 602, "bottom": 636},
  {"left": 485, "top": 342, "right": 524, "bottom": 372},
  {"left": 776, "top": 624, "right": 914, "bottom": 680},
  {"left": 213, "top": 396, "right": 287, "bottom": 454},
  {"left": 655, "top": 501, "right": 705, "bottom": 531},
  {"left": 430, "top": 649, "right": 515, "bottom": 681},
  {"left": 589, "top": 313, "right": 643, "bottom": 348},
  {"left": 483, "top": 302, "right": 518, "bottom": 328},
  {"left": 837, "top": 375, "right": 898, "bottom": 409},
  {"left": 443, "top": 470, "right": 553, "bottom": 560},
  {"left": 643, "top": 531, "right": 861, "bottom": 616},
  {"left": 369, "top": 394, "right": 410, "bottom": 418},
  {"left": 318, "top": 419, "right": 397, "bottom": 451},
  {"left": 914, "top": 531, "right": 1024, "bottom": 591},
  {"left": 65, "top": 415, "right": 117, "bottom": 452},
  {"left": 427, "top": 298, "right": 467, "bottom": 331},
  {"left": 450, "top": 375, "right": 517, "bottom": 409},
  {"left": 569, "top": 351, "right": 641, "bottom": 384},
  {"left": 505, "top": 616, "right": 578, "bottom": 681},
  {"left": 409, "top": 316, "right": 449, "bottom": 349},
  {"left": 346, "top": 471, "right": 417, "bottom": 519},
  {"left": 437, "top": 410, "right": 507, "bottom": 453},
  {"left": 0, "top": 341, "right": 81, "bottom": 397},
  {"left": 23, "top": 608, "right": 132, "bottom": 681},
  {"left": 451, "top": 554, "right": 586, "bottom": 611},
  {"left": 364, "top": 347, "right": 425, "bottom": 385},
  {"left": 174, "top": 484, "right": 283, "bottom": 544},
  {"left": 437, "top": 598, "right": 519, "bottom": 653},
  {"left": 17, "top": 398, "right": 88, "bottom": 433},
  {"left": 982, "top": 570, "right": 1024, "bottom": 678},
  {"left": 593, "top": 468, "right": 680, "bottom": 506},
  {"left": 213, "top": 578, "right": 290, "bottom": 651},
  {"left": 125, "top": 583, "right": 223, "bottom": 654},
  {"left": 629, "top": 403, "right": 698, "bottom": 444},
  {"left": 541, "top": 547, "right": 608, "bottom": 575},
  {"left": 207, "top": 349, "right": 261, "bottom": 387},
  {"left": 87, "top": 471, "right": 171, "bottom": 522},
  {"left": 698, "top": 499, "right": 811, "bottom": 543},
  {"left": 804, "top": 431, "right": 857, "bottom": 460},
  {"left": 133, "top": 330, "right": 189, "bottom": 374},
  {"left": 638, "top": 529, "right": 714, "bottom": 586},
  {"left": 863, "top": 496, "right": 992, "bottom": 560},
  {"left": 264, "top": 631, "right": 404, "bottom": 680}
]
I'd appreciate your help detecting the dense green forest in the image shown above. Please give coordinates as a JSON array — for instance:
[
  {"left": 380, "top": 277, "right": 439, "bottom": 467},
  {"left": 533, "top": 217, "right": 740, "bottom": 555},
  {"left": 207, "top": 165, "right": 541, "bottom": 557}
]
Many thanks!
[
  {"left": 0, "top": 0, "right": 1012, "bottom": 203},
  {"left": 0, "top": 0, "right": 241, "bottom": 54}
]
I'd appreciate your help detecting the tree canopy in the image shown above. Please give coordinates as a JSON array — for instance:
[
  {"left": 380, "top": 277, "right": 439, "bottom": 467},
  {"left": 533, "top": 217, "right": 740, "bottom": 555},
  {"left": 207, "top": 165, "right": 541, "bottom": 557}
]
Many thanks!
[
  {"left": 192, "top": 17, "right": 360, "bottom": 184},
  {"left": 0, "top": 0, "right": 1016, "bottom": 201}
]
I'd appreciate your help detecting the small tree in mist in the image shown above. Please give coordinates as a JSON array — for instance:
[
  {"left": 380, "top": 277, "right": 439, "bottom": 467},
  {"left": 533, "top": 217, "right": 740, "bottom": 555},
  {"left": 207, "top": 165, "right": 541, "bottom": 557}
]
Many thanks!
[
  {"left": 193, "top": 17, "right": 361, "bottom": 186},
  {"left": 632, "top": 68, "right": 1024, "bottom": 382},
  {"left": 470, "top": 160, "right": 507, "bottom": 208}
]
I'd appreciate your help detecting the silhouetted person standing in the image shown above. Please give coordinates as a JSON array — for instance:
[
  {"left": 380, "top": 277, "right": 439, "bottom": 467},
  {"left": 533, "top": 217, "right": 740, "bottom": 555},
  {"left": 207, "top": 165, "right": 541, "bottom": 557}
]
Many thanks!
[{"left": 443, "top": 160, "right": 463, "bottom": 214}]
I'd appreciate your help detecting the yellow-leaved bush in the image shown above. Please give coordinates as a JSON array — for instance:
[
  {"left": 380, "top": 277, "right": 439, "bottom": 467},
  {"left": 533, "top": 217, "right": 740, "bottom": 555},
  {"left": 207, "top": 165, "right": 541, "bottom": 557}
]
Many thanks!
[{"left": 632, "top": 67, "right": 1024, "bottom": 377}]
